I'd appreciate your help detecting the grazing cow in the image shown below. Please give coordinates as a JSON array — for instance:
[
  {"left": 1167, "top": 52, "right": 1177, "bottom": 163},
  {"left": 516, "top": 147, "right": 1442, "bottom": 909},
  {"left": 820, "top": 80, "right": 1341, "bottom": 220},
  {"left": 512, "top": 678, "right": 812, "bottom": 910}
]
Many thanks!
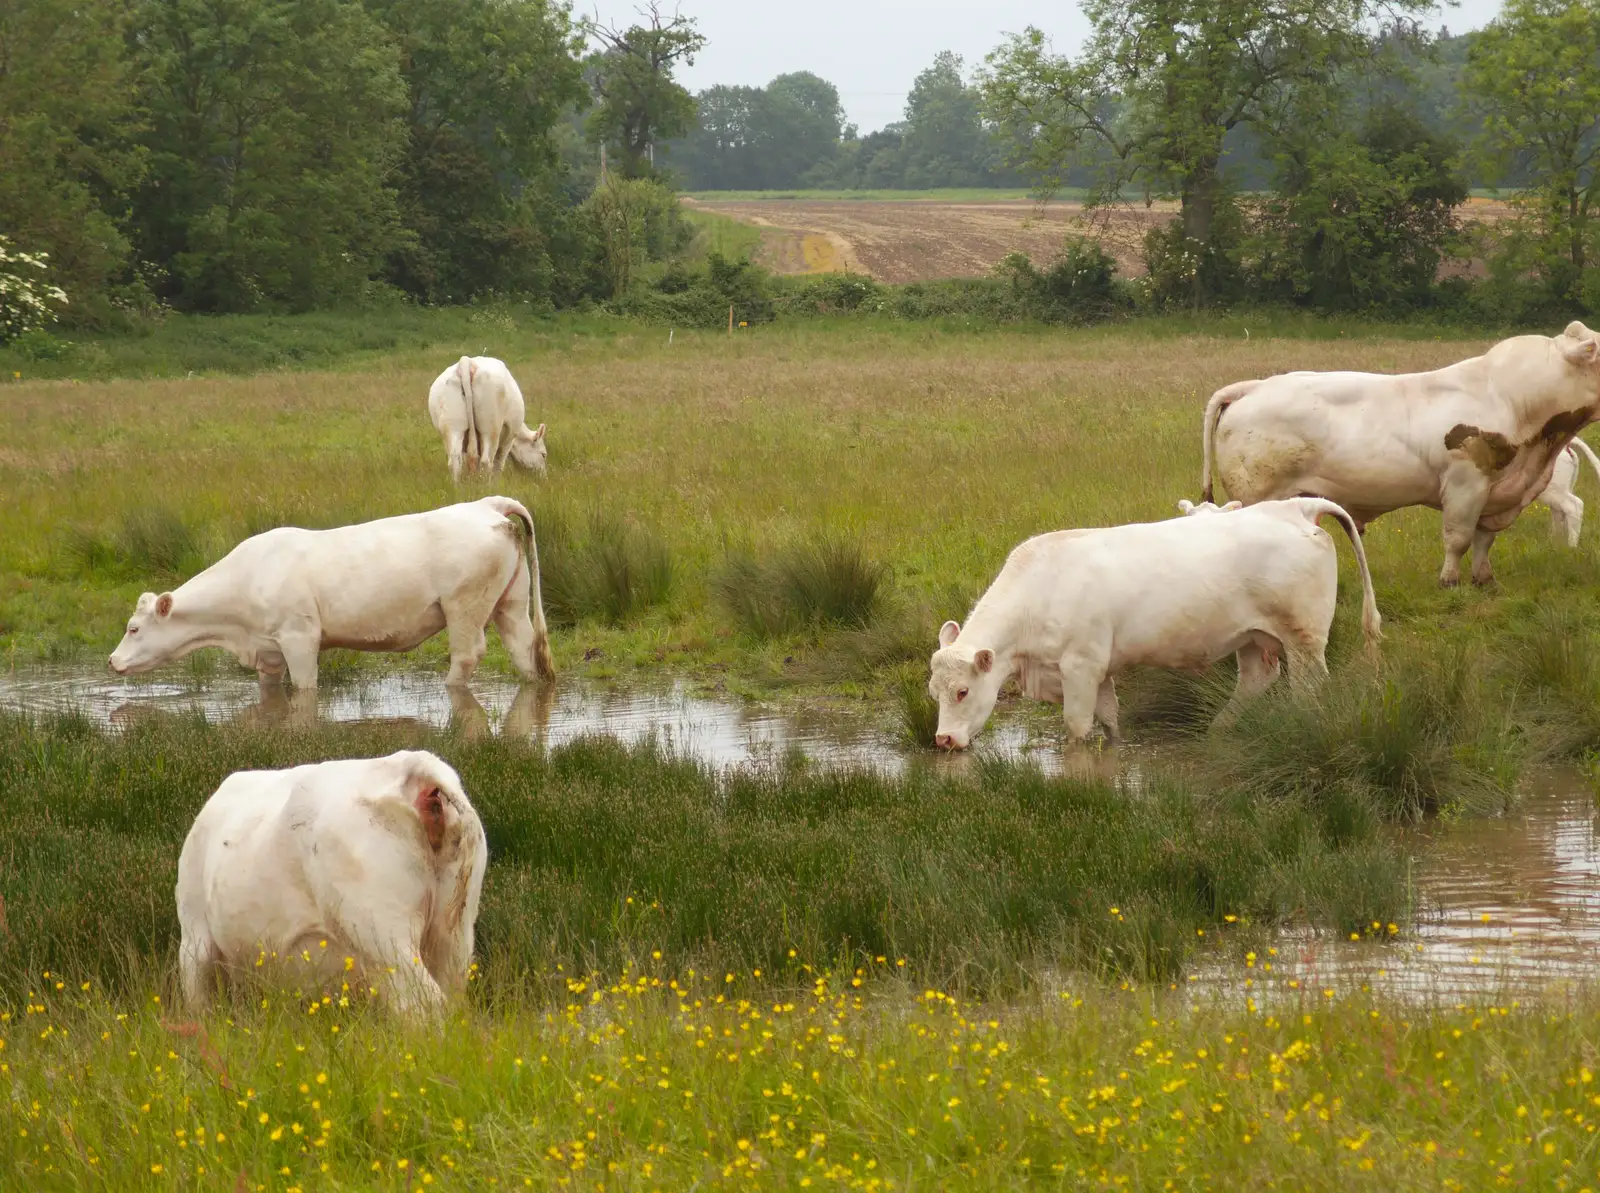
[
  {"left": 176, "top": 750, "right": 486, "bottom": 1020},
  {"left": 1200, "top": 321, "right": 1600, "bottom": 586},
  {"left": 109, "top": 496, "right": 555, "bottom": 692},
  {"left": 927, "top": 498, "right": 1381, "bottom": 749},
  {"left": 427, "top": 356, "right": 547, "bottom": 482},
  {"left": 1534, "top": 438, "right": 1600, "bottom": 547}
]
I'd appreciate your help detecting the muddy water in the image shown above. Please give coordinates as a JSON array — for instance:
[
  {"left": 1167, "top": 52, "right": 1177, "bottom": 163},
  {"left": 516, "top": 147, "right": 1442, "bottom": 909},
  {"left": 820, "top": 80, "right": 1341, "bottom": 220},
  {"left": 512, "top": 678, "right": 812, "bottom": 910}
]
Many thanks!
[
  {"left": 1192, "top": 769, "right": 1600, "bottom": 1002},
  {"left": 4, "top": 665, "right": 1599, "bottom": 998},
  {"left": 0, "top": 664, "right": 1078, "bottom": 777}
]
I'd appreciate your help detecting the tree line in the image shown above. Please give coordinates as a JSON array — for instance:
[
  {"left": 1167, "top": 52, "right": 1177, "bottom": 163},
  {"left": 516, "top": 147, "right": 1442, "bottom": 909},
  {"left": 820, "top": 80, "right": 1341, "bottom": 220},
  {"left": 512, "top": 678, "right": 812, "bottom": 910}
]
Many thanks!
[{"left": 2, "top": 0, "right": 1597, "bottom": 330}]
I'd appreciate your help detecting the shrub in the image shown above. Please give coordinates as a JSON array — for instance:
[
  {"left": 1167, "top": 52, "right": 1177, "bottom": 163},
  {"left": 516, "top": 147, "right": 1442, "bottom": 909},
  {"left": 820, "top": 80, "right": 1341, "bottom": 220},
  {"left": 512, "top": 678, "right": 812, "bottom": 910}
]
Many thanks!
[{"left": 0, "top": 236, "right": 68, "bottom": 344}]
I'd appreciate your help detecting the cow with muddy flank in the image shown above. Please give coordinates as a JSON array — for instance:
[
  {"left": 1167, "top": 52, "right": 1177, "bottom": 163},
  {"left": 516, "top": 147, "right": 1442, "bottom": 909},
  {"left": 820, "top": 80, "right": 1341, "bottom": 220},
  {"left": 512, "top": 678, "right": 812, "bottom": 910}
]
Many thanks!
[
  {"left": 927, "top": 497, "right": 1381, "bottom": 750},
  {"left": 1200, "top": 321, "right": 1600, "bottom": 586}
]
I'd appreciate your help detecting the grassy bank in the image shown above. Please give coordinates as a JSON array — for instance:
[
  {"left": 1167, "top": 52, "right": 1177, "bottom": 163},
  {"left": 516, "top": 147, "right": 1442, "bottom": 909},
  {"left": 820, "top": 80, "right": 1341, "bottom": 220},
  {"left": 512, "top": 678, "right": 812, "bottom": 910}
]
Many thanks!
[
  {"left": 3, "top": 967, "right": 1594, "bottom": 1190},
  {"left": 0, "top": 713, "right": 1413, "bottom": 998},
  {"left": 684, "top": 187, "right": 1057, "bottom": 202}
]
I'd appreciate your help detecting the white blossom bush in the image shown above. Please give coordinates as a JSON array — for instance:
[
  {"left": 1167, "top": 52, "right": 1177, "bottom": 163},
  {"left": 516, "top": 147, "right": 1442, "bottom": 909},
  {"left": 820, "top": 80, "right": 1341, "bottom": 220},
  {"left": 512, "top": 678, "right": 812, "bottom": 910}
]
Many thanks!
[{"left": 0, "top": 237, "right": 68, "bottom": 344}]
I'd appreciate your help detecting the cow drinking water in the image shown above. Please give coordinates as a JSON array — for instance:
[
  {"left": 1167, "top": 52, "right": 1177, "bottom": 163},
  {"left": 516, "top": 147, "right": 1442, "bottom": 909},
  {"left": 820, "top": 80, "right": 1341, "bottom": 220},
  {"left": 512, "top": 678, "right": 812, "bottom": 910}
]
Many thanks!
[
  {"left": 108, "top": 496, "right": 555, "bottom": 692},
  {"left": 927, "top": 497, "right": 1381, "bottom": 749}
]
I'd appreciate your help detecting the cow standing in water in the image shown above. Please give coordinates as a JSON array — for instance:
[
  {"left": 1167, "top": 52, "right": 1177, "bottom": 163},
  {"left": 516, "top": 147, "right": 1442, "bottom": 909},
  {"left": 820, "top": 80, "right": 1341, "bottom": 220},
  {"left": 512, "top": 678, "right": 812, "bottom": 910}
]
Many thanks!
[
  {"left": 109, "top": 496, "right": 555, "bottom": 695},
  {"left": 1200, "top": 321, "right": 1600, "bottom": 586},
  {"left": 176, "top": 750, "right": 487, "bottom": 1021},
  {"left": 927, "top": 498, "right": 1381, "bottom": 750}
]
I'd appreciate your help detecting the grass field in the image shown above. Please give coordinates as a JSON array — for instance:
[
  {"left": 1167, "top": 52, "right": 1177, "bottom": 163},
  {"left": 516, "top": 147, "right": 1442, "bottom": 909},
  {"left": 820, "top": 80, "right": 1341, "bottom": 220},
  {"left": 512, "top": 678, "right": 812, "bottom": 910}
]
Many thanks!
[
  {"left": 684, "top": 188, "right": 1061, "bottom": 203},
  {"left": 6, "top": 311, "right": 1600, "bottom": 1188}
]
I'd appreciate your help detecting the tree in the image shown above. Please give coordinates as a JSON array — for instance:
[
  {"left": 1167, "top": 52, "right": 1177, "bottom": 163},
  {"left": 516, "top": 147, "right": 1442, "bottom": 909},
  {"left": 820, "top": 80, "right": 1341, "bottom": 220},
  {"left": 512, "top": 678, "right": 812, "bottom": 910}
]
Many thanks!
[
  {"left": 584, "top": 3, "right": 705, "bottom": 179},
  {"left": 676, "top": 84, "right": 761, "bottom": 188},
  {"left": 982, "top": 0, "right": 1426, "bottom": 304},
  {"left": 1463, "top": 0, "right": 1600, "bottom": 305},
  {"left": 749, "top": 72, "right": 844, "bottom": 187},
  {"left": 362, "top": 0, "right": 588, "bottom": 302},
  {"left": 901, "top": 52, "right": 988, "bottom": 188},
  {"left": 1255, "top": 104, "right": 1467, "bottom": 309},
  {"left": 133, "top": 0, "right": 409, "bottom": 312},
  {"left": 0, "top": 0, "right": 144, "bottom": 323}
]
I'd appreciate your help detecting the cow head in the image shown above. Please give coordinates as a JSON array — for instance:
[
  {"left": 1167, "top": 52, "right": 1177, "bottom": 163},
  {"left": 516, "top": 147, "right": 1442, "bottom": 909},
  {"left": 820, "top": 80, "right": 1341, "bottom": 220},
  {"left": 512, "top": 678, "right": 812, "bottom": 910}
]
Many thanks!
[
  {"left": 1176, "top": 499, "right": 1242, "bottom": 516},
  {"left": 1560, "top": 321, "right": 1600, "bottom": 382},
  {"left": 509, "top": 422, "right": 548, "bottom": 474},
  {"left": 927, "top": 620, "right": 1005, "bottom": 750},
  {"left": 109, "top": 591, "right": 180, "bottom": 676}
]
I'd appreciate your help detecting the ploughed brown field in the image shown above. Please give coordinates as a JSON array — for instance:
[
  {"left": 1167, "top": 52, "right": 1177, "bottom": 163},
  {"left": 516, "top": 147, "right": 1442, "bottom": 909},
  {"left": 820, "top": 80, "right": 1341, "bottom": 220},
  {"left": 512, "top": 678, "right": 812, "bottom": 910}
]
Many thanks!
[{"left": 686, "top": 195, "right": 1518, "bottom": 284}]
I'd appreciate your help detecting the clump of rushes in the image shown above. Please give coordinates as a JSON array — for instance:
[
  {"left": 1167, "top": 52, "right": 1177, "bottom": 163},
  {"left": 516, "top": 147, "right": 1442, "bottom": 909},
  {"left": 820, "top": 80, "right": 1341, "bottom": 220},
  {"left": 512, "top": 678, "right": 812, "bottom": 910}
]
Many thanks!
[
  {"left": 715, "top": 537, "right": 885, "bottom": 638},
  {"left": 533, "top": 506, "right": 673, "bottom": 627},
  {"left": 0, "top": 713, "right": 1407, "bottom": 997},
  {"left": 893, "top": 663, "right": 940, "bottom": 747}
]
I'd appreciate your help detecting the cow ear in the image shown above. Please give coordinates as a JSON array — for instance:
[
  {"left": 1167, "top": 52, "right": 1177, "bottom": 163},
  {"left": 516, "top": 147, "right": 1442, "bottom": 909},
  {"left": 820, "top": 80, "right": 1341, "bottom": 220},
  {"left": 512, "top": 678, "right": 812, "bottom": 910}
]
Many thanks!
[
  {"left": 533, "top": 422, "right": 546, "bottom": 442},
  {"left": 136, "top": 591, "right": 157, "bottom": 612},
  {"left": 1223, "top": 500, "right": 1243, "bottom": 511},
  {"left": 974, "top": 648, "right": 995, "bottom": 674},
  {"left": 1565, "top": 320, "right": 1594, "bottom": 340},
  {"left": 1176, "top": 499, "right": 1194, "bottom": 514},
  {"left": 938, "top": 620, "right": 961, "bottom": 648},
  {"left": 1565, "top": 338, "right": 1600, "bottom": 366},
  {"left": 155, "top": 592, "right": 173, "bottom": 618}
]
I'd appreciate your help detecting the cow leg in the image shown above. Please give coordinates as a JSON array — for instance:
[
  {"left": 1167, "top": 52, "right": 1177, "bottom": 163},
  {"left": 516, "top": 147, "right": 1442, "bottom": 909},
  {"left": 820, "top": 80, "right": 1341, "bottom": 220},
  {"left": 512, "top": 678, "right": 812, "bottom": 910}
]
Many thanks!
[
  {"left": 340, "top": 917, "right": 446, "bottom": 1021},
  {"left": 1057, "top": 654, "right": 1109, "bottom": 743},
  {"left": 278, "top": 632, "right": 320, "bottom": 692},
  {"left": 492, "top": 592, "right": 542, "bottom": 684},
  {"left": 1213, "top": 642, "right": 1282, "bottom": 730},
  {"left": 447, "top": 434, "right": 466, "bottom": 484},
  {"left": 443, "top": 606, "right": 488, "bottom": 686},
  {"left": 1093, "top": 676, "right": 1120, "bottom": 742},
  {"left": 1567, "top": 495, "right": 1586, "bottom": 547},
  {"left": 1283, "top": 633, "right": 1330, "bottom": 698},
  {"left": 178, "top": 924, "right": 220, "bottom": 1010},
  {"left": 1438, "top": 464, "right": 1491, "bottom": 586},
  {"left": 1470, "top": 527, "right": 1499, "bottom": 585}
]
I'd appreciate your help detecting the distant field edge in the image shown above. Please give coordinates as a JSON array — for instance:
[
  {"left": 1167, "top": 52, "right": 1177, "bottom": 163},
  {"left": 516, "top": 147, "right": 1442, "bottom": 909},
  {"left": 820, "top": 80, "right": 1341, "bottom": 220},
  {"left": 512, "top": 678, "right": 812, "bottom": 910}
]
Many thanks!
[{"left": 683, "top": 187, "right": 1086, "bottom": 203}]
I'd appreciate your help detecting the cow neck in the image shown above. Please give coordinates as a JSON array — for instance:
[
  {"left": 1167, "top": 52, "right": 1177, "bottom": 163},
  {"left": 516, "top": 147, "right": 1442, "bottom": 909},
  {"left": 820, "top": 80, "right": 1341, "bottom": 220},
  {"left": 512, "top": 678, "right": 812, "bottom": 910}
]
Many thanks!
[
  {"left": 165, "top": 566, "right": 253, "bottom": 657},
  {"left": 957, "top": 590, "right": 1027, "bottom": 675}
]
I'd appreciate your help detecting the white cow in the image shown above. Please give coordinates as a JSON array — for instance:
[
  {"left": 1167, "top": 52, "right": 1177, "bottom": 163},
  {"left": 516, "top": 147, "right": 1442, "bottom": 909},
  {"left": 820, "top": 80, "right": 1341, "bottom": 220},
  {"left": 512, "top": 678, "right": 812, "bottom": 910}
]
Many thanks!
[
  {"left": 1534, "top": 438, "right": 1600, "bottom": 547},
  {"left": 109, "top": 496, "right": 555, "bottom": 691},
  {"left": 927, "top": 498, "right": 1381, "bottom": 749},
  {"left": 176, "top": 750, "right": 487, "bottom": 1020},
  {"left": 427, "top": 356, "right": 547, "bottom": 482},
  {"left": 1200, "top": 321, "right": 1600, "bottom": 586}
]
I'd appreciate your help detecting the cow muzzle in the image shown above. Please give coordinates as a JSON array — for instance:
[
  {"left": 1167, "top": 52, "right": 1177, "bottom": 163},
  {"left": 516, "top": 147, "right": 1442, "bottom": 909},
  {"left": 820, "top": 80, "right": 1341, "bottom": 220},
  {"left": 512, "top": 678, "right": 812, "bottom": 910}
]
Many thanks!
[{"left": 934, "top": 733, "right": 967, "bottom": 752}]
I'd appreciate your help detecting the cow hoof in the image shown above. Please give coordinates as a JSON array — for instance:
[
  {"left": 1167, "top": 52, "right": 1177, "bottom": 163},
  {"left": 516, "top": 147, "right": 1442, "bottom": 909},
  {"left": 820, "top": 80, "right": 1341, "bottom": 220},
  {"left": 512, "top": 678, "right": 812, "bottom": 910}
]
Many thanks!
[
  {"left": 1471, "top": 574, "right": 1496, "bottom": 588},
  {"left": 1438, "top": 575, "right": 1460, "bottom": 589}
]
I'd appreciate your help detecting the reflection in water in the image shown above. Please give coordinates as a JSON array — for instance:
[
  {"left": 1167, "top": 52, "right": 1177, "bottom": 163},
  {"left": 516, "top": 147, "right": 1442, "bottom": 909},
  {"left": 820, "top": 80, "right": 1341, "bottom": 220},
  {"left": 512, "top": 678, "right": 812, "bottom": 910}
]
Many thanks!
[
  {"left": 9, "top": 665, "right": 1600, "bottom": 999},
  {"left": 1190, "top": 769, "right": 1600, "bottom": 1002}
]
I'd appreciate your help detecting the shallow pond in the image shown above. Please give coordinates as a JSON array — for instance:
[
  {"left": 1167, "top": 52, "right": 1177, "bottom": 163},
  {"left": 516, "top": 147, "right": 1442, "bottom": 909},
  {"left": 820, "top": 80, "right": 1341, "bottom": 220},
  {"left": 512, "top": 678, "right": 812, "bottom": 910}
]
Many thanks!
[{"left": 4, "top": 663, "right": 1599, "bottom": 1000}]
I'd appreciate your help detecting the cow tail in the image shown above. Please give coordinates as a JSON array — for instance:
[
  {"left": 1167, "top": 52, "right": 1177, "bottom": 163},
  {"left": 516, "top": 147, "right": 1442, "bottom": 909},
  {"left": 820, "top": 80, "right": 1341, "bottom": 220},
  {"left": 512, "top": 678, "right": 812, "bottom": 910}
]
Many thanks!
[
  {"left": 456, "top": 356, "right": 477, "bottom": 468},
  {"left": 1302, "top": 498, "right": 1382, "bottom": 658},
  {"left": 1201, "top": 381, "right": 1256, "bottom": 504},
  {"left": 485, "top": 496, "right": 555, "bottom": 682},
  {"left": 1569, "top": 436, "right": 1600, "bottom": 490}
]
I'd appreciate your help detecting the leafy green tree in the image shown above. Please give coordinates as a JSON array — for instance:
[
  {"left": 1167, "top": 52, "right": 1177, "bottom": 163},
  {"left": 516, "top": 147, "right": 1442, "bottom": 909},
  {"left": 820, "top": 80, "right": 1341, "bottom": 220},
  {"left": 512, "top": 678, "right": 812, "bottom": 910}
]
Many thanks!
[
  {"left": 677, "top": 84, "right": 761, "bottom": 188},
  {"left": 133, "top": 0, "right": 409, "bottom": 311},
  {"left": 584, "top": 3, "right": 705, "bottom": 179},
  {"left": 901, "top": 52, "right": 988, "bottom": 188},
  {"left": 750, "top": 72, "right": 844, "bottom": 187},
  {"left": 0, "top": 0, "right": 144, "bottom": 322},
  {"left": 1255, "top": 104, "right": 1466, "bottom": 309},
  {"left": 982, "top": 0, "right": 1427, "bottom": 304},
  {"left": 363, "top": 0, "right": 588, "bottom": 302},
  {"left": 1463, "top": 0, "right": 1600, "bottom": 306}
]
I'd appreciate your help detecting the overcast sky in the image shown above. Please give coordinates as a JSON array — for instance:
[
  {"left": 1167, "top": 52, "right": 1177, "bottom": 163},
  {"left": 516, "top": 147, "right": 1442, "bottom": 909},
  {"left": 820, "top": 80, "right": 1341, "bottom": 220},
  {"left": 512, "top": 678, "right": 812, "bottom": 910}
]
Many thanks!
[{"left": 578, "top": 0, "right": 1507, "bottom": 134}]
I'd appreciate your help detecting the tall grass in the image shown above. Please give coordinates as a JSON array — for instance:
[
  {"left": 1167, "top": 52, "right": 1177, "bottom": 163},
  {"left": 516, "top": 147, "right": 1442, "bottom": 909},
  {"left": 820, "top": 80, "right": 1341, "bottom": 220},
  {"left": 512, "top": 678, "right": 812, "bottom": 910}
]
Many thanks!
[
  {"left": 0, "top": 713, "right": 1409, "bottom": 997},
  {"left": 69, "top": 507, "right": 208, "bottom": 581},
  {"left": 533, "top": 507, "right": 673, "bottom": 627},
  {"left": 715, "top": 538, "right": 885, "bottom": 638},
  {"left": 1198, "top": 646, "right": 1522, "bottom": 821}
]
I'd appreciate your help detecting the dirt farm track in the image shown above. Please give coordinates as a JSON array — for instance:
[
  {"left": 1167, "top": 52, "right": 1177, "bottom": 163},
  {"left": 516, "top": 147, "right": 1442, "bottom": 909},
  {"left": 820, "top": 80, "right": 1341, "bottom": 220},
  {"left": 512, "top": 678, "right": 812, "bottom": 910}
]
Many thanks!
[{"left": 686, "top": 195, "right": 1517, "bottom": 284}]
